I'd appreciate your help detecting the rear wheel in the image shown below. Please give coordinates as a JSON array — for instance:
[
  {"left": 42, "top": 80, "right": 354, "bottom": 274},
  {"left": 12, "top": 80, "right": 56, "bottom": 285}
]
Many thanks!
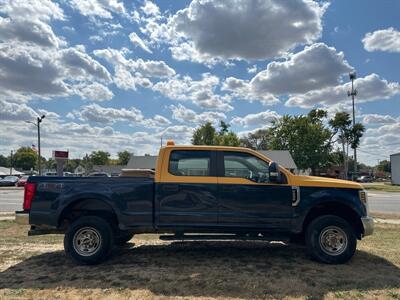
[
  {"left": 306, "top": 215, "right": 356, "bottom": 264},
  {"left": 64, "top": 216, "right": 114, "bottom": 265}
]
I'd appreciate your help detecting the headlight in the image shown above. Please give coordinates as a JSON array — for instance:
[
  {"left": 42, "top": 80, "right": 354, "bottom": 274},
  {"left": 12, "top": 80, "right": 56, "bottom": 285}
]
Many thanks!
[{"left": 359, "top": 190, "right": 369, "bottom": 214}]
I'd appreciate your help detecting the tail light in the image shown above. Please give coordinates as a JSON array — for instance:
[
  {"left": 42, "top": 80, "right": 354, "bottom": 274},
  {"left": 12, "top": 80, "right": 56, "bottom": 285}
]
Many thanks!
[{"left": 23, "top": 182, "right": 36, "bottom": 211}]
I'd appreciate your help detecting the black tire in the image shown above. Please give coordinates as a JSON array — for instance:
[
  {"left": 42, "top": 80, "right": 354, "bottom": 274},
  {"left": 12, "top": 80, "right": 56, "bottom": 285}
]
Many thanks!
[
  {"left": 305, "top": 215, "right": 356, "bottom": 264},
  {"left": 114, "top": 232, "right": 134, "bottom": 246},
  {"left": 64, "top": 216, "right": 114, "bottom": 265}
]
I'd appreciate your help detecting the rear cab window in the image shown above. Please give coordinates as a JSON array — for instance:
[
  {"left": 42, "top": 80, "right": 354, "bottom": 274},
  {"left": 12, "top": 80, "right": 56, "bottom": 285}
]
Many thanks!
[{"left": 168, "top": 150, "right": 214, "bottom": 176}]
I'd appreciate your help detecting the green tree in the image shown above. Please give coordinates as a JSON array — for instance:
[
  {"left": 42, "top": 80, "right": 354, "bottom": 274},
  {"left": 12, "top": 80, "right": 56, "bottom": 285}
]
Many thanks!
[
  {"left": 329, "top": 112, "right": 352, "bottom": 178},
  {"left": 0, "top": 154, "right": 10, "bottom": 167},
  {"left": 13, "top": 147, "right": 38, "bottom": 170},
  {"left": 377, "top": 160, "right": 391, "bottom": 173},
  {"left": 192, "top": 122, "right": 217, "bottom": 145},
  {"left": 89, "top": 151, "right": 110, "bottom": 165},
  {"left": 269, "top": 109, "right": 333, "bottom": 175},
  {"left": 65, "top": 159, "right": 81, "bottom": 173},
  {"left": 240, "top": 129, "right": 272, "bottom": 150},
  {"left": 117, "top": 151, "right": 132, "bottom": 165},
  {"left": 192, "top": 121, "right": 240, "bottom": 146}
]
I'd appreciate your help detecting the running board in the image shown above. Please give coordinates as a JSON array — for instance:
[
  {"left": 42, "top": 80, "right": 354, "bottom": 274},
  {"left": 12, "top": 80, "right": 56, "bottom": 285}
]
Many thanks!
[{"left": 159, "top": 234, "right": 289, "bottom": 242}]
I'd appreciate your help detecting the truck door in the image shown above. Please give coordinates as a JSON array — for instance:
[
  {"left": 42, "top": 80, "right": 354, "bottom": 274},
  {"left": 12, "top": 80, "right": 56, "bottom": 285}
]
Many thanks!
[
  {"left": 217, "top": 151, "right": 293, "bottom": 230},
  {"left": 155, "top": 150, "right": 219, "bottom": 228}
]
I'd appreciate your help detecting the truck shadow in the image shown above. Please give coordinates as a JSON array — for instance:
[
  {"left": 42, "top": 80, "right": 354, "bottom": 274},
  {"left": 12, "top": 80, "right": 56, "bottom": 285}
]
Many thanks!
[{"left": 0, "top": 241, "right": 399, "bottom": 299}]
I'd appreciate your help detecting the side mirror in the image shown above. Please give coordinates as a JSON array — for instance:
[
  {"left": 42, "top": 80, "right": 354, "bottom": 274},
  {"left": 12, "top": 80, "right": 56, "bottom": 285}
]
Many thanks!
[{"left": 269, "top": 161, "right": 280, "bottom": 183}]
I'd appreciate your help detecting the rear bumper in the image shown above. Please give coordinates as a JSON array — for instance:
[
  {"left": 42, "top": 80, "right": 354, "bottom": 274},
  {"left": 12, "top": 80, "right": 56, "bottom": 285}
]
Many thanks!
[
  {"left": 15, "top": 211, "right": 29, "bottom": 225},
  {"left": 361, "top": 216, "right": 374, "bottom": 237}
]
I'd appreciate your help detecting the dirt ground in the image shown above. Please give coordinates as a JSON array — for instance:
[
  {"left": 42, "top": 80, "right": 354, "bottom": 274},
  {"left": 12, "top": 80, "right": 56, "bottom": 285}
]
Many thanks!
[{"left": 0, "top": 219, "right": 399, "bottom": 300}]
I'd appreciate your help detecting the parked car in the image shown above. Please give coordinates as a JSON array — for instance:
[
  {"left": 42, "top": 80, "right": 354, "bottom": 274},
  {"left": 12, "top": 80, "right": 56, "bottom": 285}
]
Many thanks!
[
  {"left": 16, "top": 175, "right": 29, "bottom": 187},
  {"left": 356, "top": 175, "right": 374, "bottom": 183},
  {"left": 16, "top": 142, "right": 373, "bottom": 265},
  {"left": 88, "top": 172, "right": 110, "bottom": 177},
  {"left": 0, "top": 175, "right": 19, "bottom": 186}
]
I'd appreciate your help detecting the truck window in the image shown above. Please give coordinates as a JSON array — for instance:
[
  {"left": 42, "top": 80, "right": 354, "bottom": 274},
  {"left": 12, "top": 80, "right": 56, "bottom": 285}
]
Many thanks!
[
  {"left": 169, "top": 150, "right": 211, "bottom": 176},
  {"left": 223, "top": 151, "right": 270, "bottom": 183}
]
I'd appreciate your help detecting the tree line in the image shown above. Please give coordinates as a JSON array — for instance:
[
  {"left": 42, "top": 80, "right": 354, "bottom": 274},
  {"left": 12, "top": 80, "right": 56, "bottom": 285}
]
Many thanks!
[
  {"left": 192, "top": 109, "right": 367, "bottom": 176},
  {"left": 0, "top": 149, "right": 133, "bottom": 173}
]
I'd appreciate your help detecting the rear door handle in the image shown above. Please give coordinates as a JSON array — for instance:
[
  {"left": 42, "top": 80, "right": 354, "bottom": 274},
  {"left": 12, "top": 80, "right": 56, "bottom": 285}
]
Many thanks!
[{"left": 163, "top": 184, "right": 179, "bottom": 192}]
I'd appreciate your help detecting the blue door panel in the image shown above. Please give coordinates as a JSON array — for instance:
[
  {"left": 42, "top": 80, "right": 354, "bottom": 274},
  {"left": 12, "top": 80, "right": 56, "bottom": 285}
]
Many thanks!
[
  {"left": 219, "top": 184, "right": 293, "bottom": 229},
  {"left": 155, "top": 183, "right": 219, "bottom": 227}
]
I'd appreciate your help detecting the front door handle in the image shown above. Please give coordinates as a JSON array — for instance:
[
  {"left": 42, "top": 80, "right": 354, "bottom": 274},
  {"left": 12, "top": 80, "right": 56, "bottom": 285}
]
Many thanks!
[{"left": 163, "top": 184, "right": 179, "bottom": 192}]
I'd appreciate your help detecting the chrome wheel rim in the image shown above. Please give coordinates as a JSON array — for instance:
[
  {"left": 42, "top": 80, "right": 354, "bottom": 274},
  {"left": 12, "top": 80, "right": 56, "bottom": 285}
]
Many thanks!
[
  {"left": 319, "top": 226, "right": 348, "bottom": 256},
  {"left": 73, "top": 227, "right": 102, "bottom": 256}
]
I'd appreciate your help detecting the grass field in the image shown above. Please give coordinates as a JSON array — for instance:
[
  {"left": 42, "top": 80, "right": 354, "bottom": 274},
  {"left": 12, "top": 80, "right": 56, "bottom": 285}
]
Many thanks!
[
  {"left": 0, "top": 219, "right": 399, "bottom": 300},
  {"left": 363, "top": 183, "right": 400, "bottom": 192}
]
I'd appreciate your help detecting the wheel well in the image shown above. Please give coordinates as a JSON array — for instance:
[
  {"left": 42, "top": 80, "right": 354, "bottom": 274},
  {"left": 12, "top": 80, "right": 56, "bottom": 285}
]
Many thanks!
[
  {"left": 58, "top": 199, "right": 118, "bottom": 231},
  {"left": 302, "top": 202, "right": 364, "bottom": 239}
]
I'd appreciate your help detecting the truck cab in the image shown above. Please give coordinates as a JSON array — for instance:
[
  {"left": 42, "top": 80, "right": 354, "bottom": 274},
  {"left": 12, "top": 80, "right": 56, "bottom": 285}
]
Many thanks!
[{"left": 16, "top": 142, "right": 373, "bottom": 265}]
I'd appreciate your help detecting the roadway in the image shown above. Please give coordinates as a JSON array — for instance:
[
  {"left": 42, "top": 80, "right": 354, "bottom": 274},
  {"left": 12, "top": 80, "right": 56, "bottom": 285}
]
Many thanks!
[{"left": 0, "top": 187, "right": 399, "bottom": 213}]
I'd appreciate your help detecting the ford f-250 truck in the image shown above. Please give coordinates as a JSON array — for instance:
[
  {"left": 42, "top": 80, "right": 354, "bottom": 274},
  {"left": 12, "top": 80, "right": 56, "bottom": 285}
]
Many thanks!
[{"left": 16, "top": 142, "right": 373, "bottom": 265}]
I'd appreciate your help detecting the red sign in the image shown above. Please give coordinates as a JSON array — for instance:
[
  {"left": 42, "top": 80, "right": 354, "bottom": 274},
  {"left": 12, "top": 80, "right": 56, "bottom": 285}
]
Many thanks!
[{"left": 53, "top": 150, "right": 69, "bottom": 159}]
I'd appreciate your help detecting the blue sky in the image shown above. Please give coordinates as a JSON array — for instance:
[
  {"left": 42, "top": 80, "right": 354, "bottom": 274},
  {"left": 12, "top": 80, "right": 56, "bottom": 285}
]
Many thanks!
[{"left": 1, "top": 0, "right": 399, "bottom": 165}]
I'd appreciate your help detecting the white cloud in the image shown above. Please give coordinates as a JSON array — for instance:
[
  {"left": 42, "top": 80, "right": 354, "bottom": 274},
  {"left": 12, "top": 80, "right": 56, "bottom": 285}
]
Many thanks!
[
  {"left": 69, "top": 0, "right": 126, "bottom": 20},
  {"left": 79, "top": 104, "right": 144, "bottom": 124},
  {"left": 141, "top": 0, "right": 160, "bottom": 17},
  {"left": 168, "top": 0, "right": 327, "bottom": 62},
  {"left": 0, "top": 0, "right": 65, "bottom": 22},
  {"left": 222, "top": 77, "right": 279, "bottom": 106},
  {"left": 362, "top": 27, "right": 400, "bottom": 53},
  {"left": 231, "top": 110, "right": 280, "bottom": 128},
  {"left": 60, "top": 46, "right": 112, "bottom": 82},
  {"left": 74, "top": 82, "right": 114, "bottom": 101},
  {"left": 94, "top": 47, "right": 175, "bottom": 90},
  {"left": 169, "top": 104, "right": 226, "bottom": 124},
  {"left": 251, "top": 43, "right": 353, "bottom": 95},
  {"left": 0, "top": 99, "right": 38, "bottom": 121},
  {"left": 129, "top": 32, "right": 152, "bottom": 53},
  {"left": 0, "top": 44, "right": 69, "bottom": 99},
  {"left": 153, "top": 73, "right": 233, "bottom": 111},
  {"left": 158, "top": 125, "right": 195, "bottom": 144},
  {"left": 362, "top": 114, "right": 398, "bottom": 125},
  {"left": 247, "top": 65, "right": 257, "bottom": 74},
  {"left": 0, "top": 17, "right": 63, "bottom": 48},
  {"left": 286, "top": 74, "right": 400, "bottom": 108}
]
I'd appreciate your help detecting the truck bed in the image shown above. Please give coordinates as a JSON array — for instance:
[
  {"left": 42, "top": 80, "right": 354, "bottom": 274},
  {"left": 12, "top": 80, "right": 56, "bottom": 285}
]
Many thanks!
[{"left": 27, "top": 176, "right": 155, "bottom": 230}]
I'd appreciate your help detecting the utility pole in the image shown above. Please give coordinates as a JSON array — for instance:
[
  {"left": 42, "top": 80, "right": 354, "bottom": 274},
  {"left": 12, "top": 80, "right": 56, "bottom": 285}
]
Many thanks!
[
  {"left": 10, "top": 150, "right": 13, "bottom": 175},
  {"left": 347, "top": 72, "right": 358, "bottom": 178},
  {"left": 26, "top": 115, "right": 46, "bottom": 175}
]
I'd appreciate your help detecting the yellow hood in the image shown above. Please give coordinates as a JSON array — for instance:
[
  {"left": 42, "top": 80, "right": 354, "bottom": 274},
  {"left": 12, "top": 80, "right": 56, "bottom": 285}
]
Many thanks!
[{"left": 291, "top": 175, "right": 363, "bottom": 189}]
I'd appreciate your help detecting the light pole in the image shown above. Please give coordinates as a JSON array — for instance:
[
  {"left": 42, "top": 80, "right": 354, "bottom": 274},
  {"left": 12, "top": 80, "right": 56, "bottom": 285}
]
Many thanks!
[
  {"left": 26, "top": 115, "right": 46, "bottom": 175},
  {"left": 10, "top": 150, "right": 13, "bottom": 175},
  {"left": 347, "top": 72, "right": 357, "bottom": 177}
]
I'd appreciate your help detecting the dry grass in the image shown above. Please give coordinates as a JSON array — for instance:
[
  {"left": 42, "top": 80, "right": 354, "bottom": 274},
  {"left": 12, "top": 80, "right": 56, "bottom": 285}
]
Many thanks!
[
  {"left": 363, "top": 184, "right": 400, "bottom": 192},
  {"left": 0, "top": 220, "right": 399, "bottom": 300}
]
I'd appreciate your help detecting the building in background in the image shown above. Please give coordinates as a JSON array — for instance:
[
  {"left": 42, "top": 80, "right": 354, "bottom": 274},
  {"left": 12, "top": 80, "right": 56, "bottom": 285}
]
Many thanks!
[
  {"left": 127, "top": 156, "right": 157, "bottom": 170},
  {"left": 258, "top": 150, "right": 297, "bottom": 173},
  {"left": 390, "top": 153, "right": 400, "bottom": 185}
]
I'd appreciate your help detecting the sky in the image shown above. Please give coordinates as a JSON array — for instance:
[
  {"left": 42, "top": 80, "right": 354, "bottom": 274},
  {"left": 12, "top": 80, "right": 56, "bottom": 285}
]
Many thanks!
[{"left": 0, "top": 0, "right": 399, "bottom": 166}]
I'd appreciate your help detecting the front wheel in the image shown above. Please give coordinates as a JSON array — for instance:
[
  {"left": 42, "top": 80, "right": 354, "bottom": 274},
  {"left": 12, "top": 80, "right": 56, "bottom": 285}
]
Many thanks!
[
  {"left": 306, "top": 215, "right": 356, "bottom": 264},
  {"left": 64, "top": 216, "right": 114, "bottom": 265}
]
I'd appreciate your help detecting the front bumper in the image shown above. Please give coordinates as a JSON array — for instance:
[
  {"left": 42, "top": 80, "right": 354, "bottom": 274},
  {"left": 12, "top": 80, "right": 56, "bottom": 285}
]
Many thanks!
[
  {"left": 15, "top": 211, "right": 29, "bottom": 225},
  {"left": 361, "top": 216, "right": 374, "bottom": 237}
]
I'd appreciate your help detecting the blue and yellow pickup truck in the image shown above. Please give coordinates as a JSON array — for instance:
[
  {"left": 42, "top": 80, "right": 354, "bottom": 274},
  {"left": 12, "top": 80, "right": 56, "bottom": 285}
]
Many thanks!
[{"left": 16, "top": 142, "right": 373, "bottom": 265}]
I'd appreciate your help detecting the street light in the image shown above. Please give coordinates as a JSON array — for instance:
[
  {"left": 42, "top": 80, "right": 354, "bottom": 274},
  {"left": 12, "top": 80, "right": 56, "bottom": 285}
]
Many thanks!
[
  {"left": 26, "top": 114, "right": 45, "bottom": 175},
  {"left": 347, "top": 72, "right": 358, "bottom": 177}
]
